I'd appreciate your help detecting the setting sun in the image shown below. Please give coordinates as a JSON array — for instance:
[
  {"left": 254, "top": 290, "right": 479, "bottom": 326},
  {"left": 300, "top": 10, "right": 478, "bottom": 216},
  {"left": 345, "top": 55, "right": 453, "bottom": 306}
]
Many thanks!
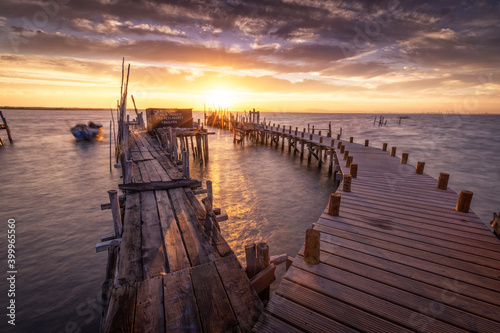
[{"left": 206, "top": 90, "right": 234, "bottom": 110}]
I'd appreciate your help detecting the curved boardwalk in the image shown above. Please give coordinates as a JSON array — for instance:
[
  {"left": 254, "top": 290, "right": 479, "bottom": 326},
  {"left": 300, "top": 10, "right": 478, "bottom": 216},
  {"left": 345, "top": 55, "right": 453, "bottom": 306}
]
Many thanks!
[{"left": 254, "top": 133, "right": 500, "bottom": 332}]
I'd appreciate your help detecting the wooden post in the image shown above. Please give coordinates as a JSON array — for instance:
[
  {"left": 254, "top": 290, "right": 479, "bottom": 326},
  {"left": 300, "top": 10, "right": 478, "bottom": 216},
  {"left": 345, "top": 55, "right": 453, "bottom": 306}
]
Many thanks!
[
  {"left": 304, "top": 229, "right": 320, "bottom": 265},
  {"left": 337, "top": 141, "right": 342, "bottom": 149},
  {"left": 401, "top": 153, "right": 409, "bottom": 164},
  {"left": 343, "top": 150, "right": 349, "bottom": 160},
  {"left": 390, "top": 146, "right": 397, "bottom": 157},
  {"left": 319, "top": 137, "right": 323, "bottom": 144},
  {"left": 109, "top": 120, "right": 112, "bottom": 172},
  {"left": 0, "top": 111, "right": 13, "bottom": 143},
  {"left": 300, "top": 139, "right": 304, "bottom": 160},
  {"left": 182, "top": 151, "right": 190, "bottom": 179},
  {"left": 328, "top": 193, "right": 341, "bottom": 216},
  {"left": 350, "top": 163, "right": 358, "bottom": 178},
  {"left": 108, "top": 190, "right": 122, "bottom": 237},
  {"left": 337, "top": 134, "right": 340, "bottom": 140},
  {"left": 349, "top": 137, "right": 353, "bottom": 143},
  {"left": 364, "top": 139, "right": 369, "bottom": 147},
  {"left": 382, "top": 143, "right": 388, "bottom": 151},
  {"left": 257, "top": 242, "right": 271, "bottom": 301},
  {"left": 340, "top": 145, "right": 345, "bottom": 154},
  {"left": 437, "top": 173, "right": 449, "bottom": 190},
  {"left": 416, "top": 161, "right": 425, "bottom": 174},
  {"left": 245, "top": 243, "right": 258, "bottom": 278},
  {"left": 346, "top": 155, "right": 353, "bottom": 167},
  {"left": 204, "top": 133, "right": 209, "bottom": 162},
  {"left": 343, "top": 174, "right": 352, "bottom": 192},
  {"left": 456, "top": 191, "right": 473, "bottom": 213}
]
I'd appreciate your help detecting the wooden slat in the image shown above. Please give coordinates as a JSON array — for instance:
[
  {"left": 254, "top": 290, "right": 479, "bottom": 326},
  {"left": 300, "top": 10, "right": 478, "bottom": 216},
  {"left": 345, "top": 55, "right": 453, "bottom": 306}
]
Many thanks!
[
  {"left": 214, "top": 254, "right": 264, "bottom": 331},
  {"left": 119, "top": 179, "right": 201, "bottom": 192},
  {"left": 168, "top": 188, "right": 217, "bottom": 266},
  {"left": 135, "top": 276, "right": 164, "bottom": 332},
  {"left": 164, "top": 269, "right": 202, "bottom": 332},
  {"left": 191, "top": 262, "right": 239, "bottom": 332},
  {"left": 141, "top": 191, "right": 167, "bottom": 278},
  {"left": 253, "top": 313, "right": 304, "bottom": 333},
  {"left": 155, "top": 190, "right": 190, "bottom": 273},
  {"left": 116, "top": 192, "right": 143, "bottom": 285}
]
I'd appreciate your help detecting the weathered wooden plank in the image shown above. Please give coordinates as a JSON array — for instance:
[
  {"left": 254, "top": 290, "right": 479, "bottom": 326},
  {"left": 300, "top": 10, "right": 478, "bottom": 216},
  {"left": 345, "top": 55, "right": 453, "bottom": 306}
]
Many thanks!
[
  {"left": 141, "top": 191, "right": 167, "bottom": 279},
  {"left": 314, "top": 218, "right": 500, "bottom": 269},
  {"left": 164, "top": 268, "right": 202, "bottom": 332},
  {"left": 150, "top": 159, "right": 172, "bottom": 182},
  {"left": 214, "top": 254, "right": 263, "bottom": 331},
  {"left": 291, "top": 255, "right": 500, "bottom": 331},
  {"left": 119, "top": 179, "right": 201, "bottom": 192},
  {"left": 250, "top": 264, "right": 276, "bottom": 294},
  {"left": 318, "top": 240, "right": 500, "bottom": 306},
  {"left": 143, "top": 159, "right": 163, "bottom": 182},
  {"left": 263, "top": 294, "right": 359, "bottom": 333},
  {"left": 169, "top": 188, "right": 218, "bottom": 265},
  {"left": 137, "top": 161, "right": 151, "bottom": 183},
  {"left": 155, "top": 190, "right": 190, "bottom": 272},
  {"left": 101, "top": 284, "right": 137, "bottom": 333},
  {"left": 116, "top": 192, "right": 143, "bottom": 286},
  {"left": 135, "top": 276, "right": 165, "bottom": 332},
  {"left": 191, "top": 262, "right": 240, "bottom": 332},
  {"left": 253, "top": 312, "right": 304, "bottom": 333}
]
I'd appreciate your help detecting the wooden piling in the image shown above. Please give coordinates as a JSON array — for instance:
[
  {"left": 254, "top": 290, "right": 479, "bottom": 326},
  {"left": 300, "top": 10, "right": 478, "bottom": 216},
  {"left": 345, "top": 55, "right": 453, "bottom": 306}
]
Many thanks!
[
  {"left": 456, "top": 190, "right": 473, "bottom": 213},
  {"left": 257, "top": 242, "right": 271, "bottom": 301},
  {"left": 364, "top": 139, "right": 369, "bottom": 147},
  {"left": 340, "top": 145, "right": 345, "bottom": 154},
  {"left": 304, "top": 229, "right": 320, "bottom": 265},
  {"left": 382, "top": 143, "right": 388, "bottom": 151},
  {"left": 416, "top": 161, "right": 425, "bottom": 174},
  {"left": 337, "top": 134, "right": 341, "bottom": 140},
  {"left": 337, "top": 142, "right": 342, "bottom": 149},
  {"left": 346, "top": 155, "right": 353, "bottom": 167},
  {"left": 401, "top": 153, "right": 409, "bottom": 164},
  {"left": 328, "top": 193, "right": 341, "bottom": 216},
  {"left": 343, "top": 174, "right": 352, "bottom": 192},
  {"left": 245, "top": 243, "right": 258, "bottom": 278},
  {"left": 437, "top": 173, "right": 449, "bottom": 190},
  {"left": 349, "top": 137, "right": 353, "bottom": 143},
  {"left": 108, "top": 190, "right": 122, "bottom": 237},
  {"left": 350, "top": 163, "right": 358, "bottom": 178},
  {"left": 343, "top": 150, "right": 349, "bottom": 160},
  {"left": 125, "top": 160, "right": 132, "bottom": 184},
  {"left": 182, "top": 151, "right": 190, "bottom": 179},
  {"left": 390, "top": 146, "right": 397, "bottom": 157}
]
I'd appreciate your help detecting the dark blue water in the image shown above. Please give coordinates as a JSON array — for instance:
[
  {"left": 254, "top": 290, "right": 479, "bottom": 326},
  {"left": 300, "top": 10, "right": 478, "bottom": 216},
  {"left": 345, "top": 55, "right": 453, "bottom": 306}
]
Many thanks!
[{"left": 0, "top": 110, "right": 499, "bottom": 332}]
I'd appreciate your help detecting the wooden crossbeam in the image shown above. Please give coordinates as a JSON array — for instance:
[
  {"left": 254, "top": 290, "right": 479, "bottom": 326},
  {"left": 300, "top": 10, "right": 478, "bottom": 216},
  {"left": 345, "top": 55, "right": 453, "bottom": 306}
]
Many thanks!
[{"left": 118, "top": 179, "right": 201, "bottom": 192}]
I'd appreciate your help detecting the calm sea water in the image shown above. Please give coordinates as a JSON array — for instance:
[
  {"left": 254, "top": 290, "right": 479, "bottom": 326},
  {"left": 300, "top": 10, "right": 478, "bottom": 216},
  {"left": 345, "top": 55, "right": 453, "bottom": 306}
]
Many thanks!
[{"left": 0, "top": 110, "right": 499, "bottom": 332}]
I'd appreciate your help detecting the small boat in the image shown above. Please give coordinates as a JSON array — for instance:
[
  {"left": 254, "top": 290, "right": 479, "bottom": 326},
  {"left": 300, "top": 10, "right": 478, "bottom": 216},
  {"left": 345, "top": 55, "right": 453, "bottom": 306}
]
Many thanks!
[{"left": 70, "top": 121, "right": 103, "bottom": 141}]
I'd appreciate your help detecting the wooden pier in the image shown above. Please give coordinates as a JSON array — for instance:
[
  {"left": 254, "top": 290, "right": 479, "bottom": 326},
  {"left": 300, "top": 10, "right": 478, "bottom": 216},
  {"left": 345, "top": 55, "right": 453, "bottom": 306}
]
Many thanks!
[
  {"left": 253, "top": 135, "right": 500, "bottom": 332},
  {"left": 99, "top": 128, "right": 263, "bottom": 331}
]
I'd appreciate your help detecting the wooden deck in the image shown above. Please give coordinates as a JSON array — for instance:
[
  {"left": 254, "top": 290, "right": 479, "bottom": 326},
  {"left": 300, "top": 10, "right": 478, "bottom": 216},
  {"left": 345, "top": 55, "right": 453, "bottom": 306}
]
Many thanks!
[
  {"left": 100, "top": 130, "right": 263, "bottom": 332},
  {"left": 254, "top": 134, "right": 500, "bottom": 332}
]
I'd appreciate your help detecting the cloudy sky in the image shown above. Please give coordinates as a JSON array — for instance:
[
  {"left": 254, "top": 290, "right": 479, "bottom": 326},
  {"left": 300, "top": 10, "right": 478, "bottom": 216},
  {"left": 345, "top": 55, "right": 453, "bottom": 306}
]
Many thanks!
[{"left": 0, "top": 0, "right": 499, "bottom": 112}]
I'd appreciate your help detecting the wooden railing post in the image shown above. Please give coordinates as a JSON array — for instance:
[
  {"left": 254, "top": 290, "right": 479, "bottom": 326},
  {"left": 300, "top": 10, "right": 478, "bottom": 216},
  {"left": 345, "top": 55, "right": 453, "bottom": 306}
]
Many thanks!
[
  {"left": 304, "top": 229, "right": 320, "bottom": 265},
  {"left": 328, "top": 193, "right": 341, "bottom": 216},
  {"left": 401, "top": 153, "right": 409, "bottom": 164},
  {"left": 390, "top": 146, "right": 397, "bottom": 157},
  {"left": 350, "top": 163, "right": 358, "bottom": 178},
  {"left": 343, "top": 174, "right": 352, "bottom": 192},
  {"left": 456, "top": 191, "right": 473, "bottom": 213},
  {"left": 416, "top": 161, "right": 425, "bottom": 174},
  {"left": 346, "top": 156, "right": 353, "bottom": 167},
  {"left": 364, "top": 139, "right": 369, "bottom": 147},
  {"left": 382, "top": 143, "right": 388, "bottom": 151},
  {"left": 349, "top": 137, "right": 353, "bottom": 143},
  {"left": 437, "top": 173, "right": 449, "bottom": 190},
  {"left": 245, "top": 243, "right": 257, "bottom": 278}
]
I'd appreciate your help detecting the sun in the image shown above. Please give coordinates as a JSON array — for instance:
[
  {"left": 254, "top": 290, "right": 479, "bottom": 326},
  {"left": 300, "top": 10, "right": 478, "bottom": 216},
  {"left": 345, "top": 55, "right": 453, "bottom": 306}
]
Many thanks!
[{"left": 207, "top": 89, "right": 233, "bottom": 110}]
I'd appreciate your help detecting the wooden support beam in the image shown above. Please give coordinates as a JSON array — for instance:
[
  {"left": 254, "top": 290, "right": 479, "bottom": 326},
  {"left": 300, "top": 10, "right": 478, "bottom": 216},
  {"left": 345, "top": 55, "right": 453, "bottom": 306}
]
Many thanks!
[
  {"left": 118, "top": 179, "right": 201, "bottom": 192},
  {"left": 108, "top": 190, "right": 122, "bottom": 237},
  {"left": 304, "top": 229, "right": 320, "bottom": 265},
  {"left": 456, "top": 190, "right": 473, "bottom": 213},
  {"left": 182, "top": 151, "right": 190, "bottom": 179},
  {"left": 96, "top": 238, "right": 122, "bottom": 253},
  {"left": 250, "top": 264, "right": 276, "bottom": 294}
]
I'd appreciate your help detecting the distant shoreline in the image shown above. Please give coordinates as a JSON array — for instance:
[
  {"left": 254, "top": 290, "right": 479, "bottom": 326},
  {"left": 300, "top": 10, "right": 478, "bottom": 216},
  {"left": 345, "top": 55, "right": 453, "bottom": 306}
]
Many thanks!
[{"left": 0, "top": 106, "right": 497, "bottom": 115}]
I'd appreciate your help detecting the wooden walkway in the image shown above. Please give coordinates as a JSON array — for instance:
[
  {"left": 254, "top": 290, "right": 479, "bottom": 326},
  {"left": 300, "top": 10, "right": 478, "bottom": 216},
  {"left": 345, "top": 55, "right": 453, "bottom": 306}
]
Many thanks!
[
  {"left": 253, "top": 133, "right": 500, "bottom": 332},
  {"left": 100, "top": 130, "right": 263, "bottom": 332}
]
